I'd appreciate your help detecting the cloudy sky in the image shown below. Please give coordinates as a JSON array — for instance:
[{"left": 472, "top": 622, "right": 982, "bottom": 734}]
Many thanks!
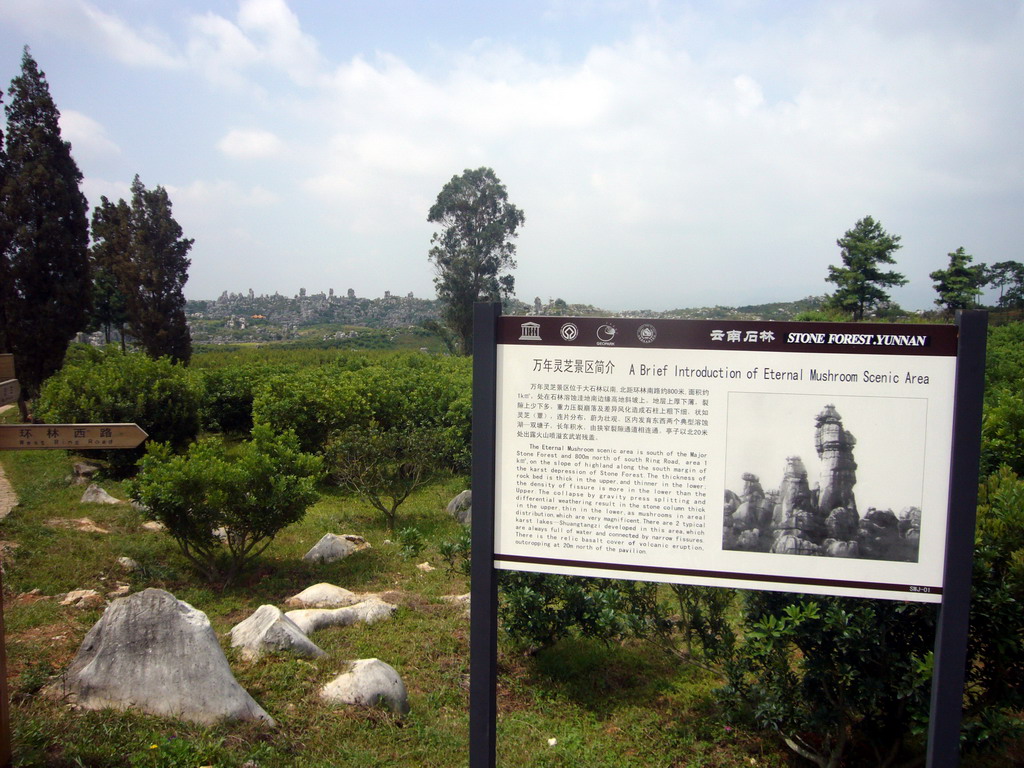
[{"left": 1, "top": 0, "right": 1021, "bottom": 310}]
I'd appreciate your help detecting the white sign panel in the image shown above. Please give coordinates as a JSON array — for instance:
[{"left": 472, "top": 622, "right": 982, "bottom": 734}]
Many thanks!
[{"left": 493, "top": 317, "right": 960, "bottom": 603}]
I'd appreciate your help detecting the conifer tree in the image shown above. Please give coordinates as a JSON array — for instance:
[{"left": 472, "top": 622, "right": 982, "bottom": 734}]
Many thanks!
[
  {"left": 88, "top": 196, "right": 131, "bottom": 348},
  {"left": 929, "top": 247, "right": 988, "bottom": 314},
  {"left": 824, "top": 215, "right": 906, "bottom": 321},
  {"left": 0, "top": 48, "right": 90, "bottom": 397},
  {"left": 120, "top": 175, "right": 193, "bottom": 363}
]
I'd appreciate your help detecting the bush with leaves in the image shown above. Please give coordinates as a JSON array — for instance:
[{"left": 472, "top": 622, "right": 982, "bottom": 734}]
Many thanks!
[
  {"left": 713, "top": 593, "right": 935, "bottom": 768},
  {"left": 129, "top": 425, "right": 321, "bottom": 583},
  {"left": 251, "top": 354, "right": 472, "bottom": 470},
  {"left": 252, "top": 366, "right": 370, "bottom": 454},
  {"left": 196, "top": 362, "right": 288, "bottom": 435},
  {"left": 327, "top": 423, "right": 445, "bottom": 531},
  {"left": 965, "top": 468, "right": 1024, "bottom": 740},
  {"left": 35, "top": 346, "right": 199, "bottom": 475},
  {"left": 499, "top": 573, "right": 661, "bottom": 648}
]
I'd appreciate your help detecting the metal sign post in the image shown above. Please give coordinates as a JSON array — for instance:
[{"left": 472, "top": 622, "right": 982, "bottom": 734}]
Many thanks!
[{"left": 470, "top": 302, "right": 500, "bottom": 768}]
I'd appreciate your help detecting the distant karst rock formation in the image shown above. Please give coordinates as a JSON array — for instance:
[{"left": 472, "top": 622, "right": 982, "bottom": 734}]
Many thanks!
[{"left": 723, "top": 404, "right": 920, "bottom": 562}]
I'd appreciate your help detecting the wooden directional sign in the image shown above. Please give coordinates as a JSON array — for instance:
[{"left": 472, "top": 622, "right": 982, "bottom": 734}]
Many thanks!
[
  {"left": 0, "top": 355, "right": 13, "bottom": 381},
  {"left": 0, "top": 423, "right": 148, "bottom": 451},
  {"left": 0, "top": 381, "right": 18, "bottom": 408}
]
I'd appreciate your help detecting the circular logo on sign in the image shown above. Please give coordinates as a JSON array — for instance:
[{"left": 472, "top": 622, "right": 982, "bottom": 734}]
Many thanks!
[
  {"left": 637, "top": 324, "right": 657, "bottom": 344},
  {"left": 560, "top": 323, "right": 579, "bottom": 341},
  {"left": 597, "top": 324, "right": 617, "bottom": 343}
]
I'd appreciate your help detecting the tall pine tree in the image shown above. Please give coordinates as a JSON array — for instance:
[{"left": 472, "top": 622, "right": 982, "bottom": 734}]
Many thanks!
[
  {"left": 121, "top": 175, "right": 193, "bottom": 363},
  {"left": 88, "top": 196, "right": 131, "bottom": 348},
  {"left": 0, "top": 48, "right": 90, "bottom": 397}
]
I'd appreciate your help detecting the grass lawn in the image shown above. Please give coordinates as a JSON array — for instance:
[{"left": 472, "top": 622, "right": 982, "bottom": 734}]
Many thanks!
[{"left": 0, "top": 437, "right": 1017, "bottom": 767}]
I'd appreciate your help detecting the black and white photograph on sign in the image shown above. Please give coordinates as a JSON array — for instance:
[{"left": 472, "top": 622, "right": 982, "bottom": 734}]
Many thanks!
[{"left": 722, "top": 393, "right": 927, "bottom": 562}]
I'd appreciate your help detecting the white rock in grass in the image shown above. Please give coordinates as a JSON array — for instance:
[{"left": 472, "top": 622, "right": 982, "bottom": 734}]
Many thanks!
[
  {"left": 230, "top": 605, "right": 326, "bottom": 661},
  {"left": 57, "top": 588, "right": 274, "bottom": 726},
  {"left": 284, "top": 583, "right": 362, "bottom": 609},
  {"left": 320, "top": 658, "right": 409, "bottom": 714},
  {"left": 80, "top": 484, "right": 123, "bottom": 505},
  {"left": 60, "top": 589, "right": 105, "bottom": 609},
  {"left": 285, "top": 597, "right": 397, "bottom": 636},
  {"left": 302, "top": 534, "right": 371, "bottom": 564}
]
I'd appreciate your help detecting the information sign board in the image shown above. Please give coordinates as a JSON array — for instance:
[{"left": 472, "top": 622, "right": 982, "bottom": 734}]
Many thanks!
[
  {"left": 493, "top": 316, "right": 959, "bottom": 603},
  {"left": 0, "top": 423, "right": 148, "bottom": 451},
  {"left": 0, "top": 355, "right": 13, "bottom": 381}
]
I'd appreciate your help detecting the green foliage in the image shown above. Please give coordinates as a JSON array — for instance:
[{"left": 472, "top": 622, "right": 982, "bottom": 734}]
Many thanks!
[
  {"left": 195, "top": 363, "right": 281, "bottom": 434},
  {"left": 980, "top": 387, "right": 1024, "bottom": 477},
  {"left": 427, "top": 167, "right": 525, "bottom": 355},
  {"left": 499, "top": 573, "right": 652, "bottom": 648},
  {"left": 438, "top": 525, "right": 471, "bottom": 577},
  {"left": 252, "top": 354, "right": 472, "bottom": 471},
  {"left": 253, "top": 366, "right": 371, "bottom": 454},
  {"left": 930, "top": 247, "right": 988, "bottom": 314},
  {"left": 129, "top": 425, "right": 321, "bottom": 583},
  {"left": 88, "top": 196, "right": 131, "bottom": 347},
  {"left": 328, "top": 424, "right": 446, "bottom": 531},
  {"left": 988, "top": 260, "right": 1024, "bottom": 309},
  {"left": 824, "top": 215, "right": 906, "bottom": 321},
  {"left": 0, "top": 47, "right": 91, "bottom": 398},
  {"left": 716, "top": 594, "right": 935, "bottom": 768},
  {"left": 35, "top": 347, "right": 200, "bottom": 475},
  {"left": 983, "top": 321, "right": 1024, "bottom": 394},
  {"left": 395, "top": 525, "right": 427, "bottom": 559},
  {"left": 121, "top": 175, "right": 194, "bottom": 363},
  {"left": 969, "top": 468, "right": 1024, "bottom": 718}
]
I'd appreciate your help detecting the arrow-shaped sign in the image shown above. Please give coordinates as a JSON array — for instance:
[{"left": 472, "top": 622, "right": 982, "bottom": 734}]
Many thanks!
[
  {"left": 0, "top": 380, "right": 19, "bottom": 408},
  {"left": 0, "top": 423, "right": 148, "bottom": 451}
]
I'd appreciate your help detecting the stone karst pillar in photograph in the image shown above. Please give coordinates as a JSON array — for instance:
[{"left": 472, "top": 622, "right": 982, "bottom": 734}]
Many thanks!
[{"left": 814, "top": 404, "right": 858, "bottom": 515}]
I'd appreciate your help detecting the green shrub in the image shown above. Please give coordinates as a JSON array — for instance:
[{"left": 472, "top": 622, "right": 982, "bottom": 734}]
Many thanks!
[
  {"left": 252, "top": 366, "right": 370, "bottom": 453},
  {"left": 252, "top": 353, "right": 472, "bottom": 470},
  {"left": 129, "top": 425, "right": 321, "bottom": 583},
  {"left": 35, "top": 347, "right": 199, "bottom": 475},
  {"left": 499, "top": 572, "right": 656, "bottom": 648},
  {"left": 980, "top": 387, "right": 1024, "bottom": 476},
  {"left": 714, "top": 594, "right": 934, "bottom": 767},
  {"left": 327, "top": 423, "right": 446, "bottom": 531},
  {"left": 195, "top": 363, "right": 281, "bottom": 435}
]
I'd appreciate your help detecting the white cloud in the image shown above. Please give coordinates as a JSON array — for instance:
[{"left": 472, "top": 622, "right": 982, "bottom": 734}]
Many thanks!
[
  {"left": 0, "top": 0, "right": 182, "bottom": 69},
  {"left": 186, "top": 0, "right": 325, "bottom": 91},
  {"left": 217, "top": 128, "right": 285, "bottom": 159},
  {"left": 59, "top": 110, "right": 120, "bottom": 162}
]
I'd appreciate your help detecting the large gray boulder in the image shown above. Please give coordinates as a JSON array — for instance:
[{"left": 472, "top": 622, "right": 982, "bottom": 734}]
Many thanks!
[
  {"left": 230, "top": 605, "right": 326, "bottom": 661},
  {"left": 302, "top": 534, "right": 371, "bottom": 564},
  {"left": 446, "top": 490, "right": 472, "bottom": 526},
  {"left": 320, "top": 658, "right": 409, "bottom": 714},
  {"left": 57, "top": 588, "right": 274, "bottom": 725},
  {"left": 285, "top": 597, "right": 397, "bottom": 635}
]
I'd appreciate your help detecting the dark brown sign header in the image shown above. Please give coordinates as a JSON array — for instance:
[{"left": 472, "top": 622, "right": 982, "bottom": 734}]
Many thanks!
[{"left": 497, "top": 317, "right": 959, "bottom": 357}]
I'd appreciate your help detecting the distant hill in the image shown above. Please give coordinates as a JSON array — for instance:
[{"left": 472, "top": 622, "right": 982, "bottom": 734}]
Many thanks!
[{"left": 185, "top": 291, "right": 828, "bottom": 344}]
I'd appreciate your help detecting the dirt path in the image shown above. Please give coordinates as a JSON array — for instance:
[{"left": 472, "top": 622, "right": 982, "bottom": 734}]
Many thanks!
[{"left": 0, "top": 404, "right": 18, "bottom": 518}]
